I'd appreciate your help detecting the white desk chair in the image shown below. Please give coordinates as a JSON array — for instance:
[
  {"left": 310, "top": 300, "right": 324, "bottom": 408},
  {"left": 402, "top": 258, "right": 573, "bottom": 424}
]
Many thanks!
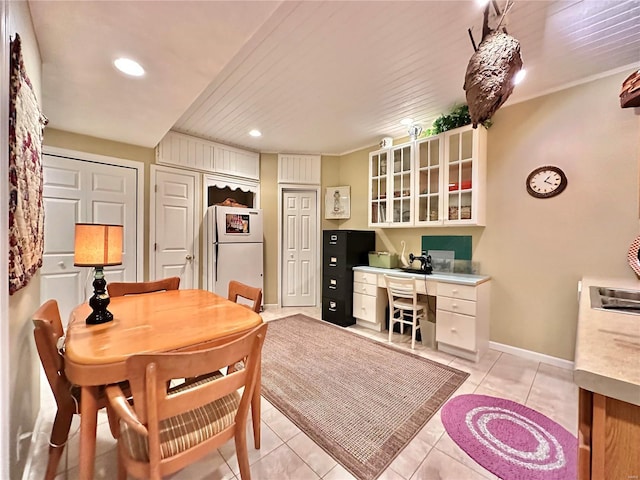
[{"left": 384, "top": 275, "right": 425, "bottom": 349}]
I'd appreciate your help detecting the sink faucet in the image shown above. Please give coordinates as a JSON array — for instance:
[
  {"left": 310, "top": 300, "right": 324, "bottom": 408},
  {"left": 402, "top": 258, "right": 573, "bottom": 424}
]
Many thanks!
[{"left": 408, "top": 253, "right": 433, "bottom": 274}]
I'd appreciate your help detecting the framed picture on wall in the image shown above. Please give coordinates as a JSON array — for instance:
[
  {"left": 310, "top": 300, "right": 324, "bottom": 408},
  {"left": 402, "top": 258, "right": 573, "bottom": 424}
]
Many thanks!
[{"left": 325, "top": 186, "right": 350, "bottom": 219}]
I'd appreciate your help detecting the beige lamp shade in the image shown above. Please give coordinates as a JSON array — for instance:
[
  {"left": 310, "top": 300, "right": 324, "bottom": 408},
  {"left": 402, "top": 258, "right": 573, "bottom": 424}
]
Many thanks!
[{"left": 74, "top": 223, "right": 123, "bottom": 267}]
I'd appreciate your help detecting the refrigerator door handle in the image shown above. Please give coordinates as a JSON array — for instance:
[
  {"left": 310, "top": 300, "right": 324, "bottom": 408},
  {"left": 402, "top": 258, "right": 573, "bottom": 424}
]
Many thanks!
[{"left": 214, "top": 242, "right": 218, "bottom": 282}]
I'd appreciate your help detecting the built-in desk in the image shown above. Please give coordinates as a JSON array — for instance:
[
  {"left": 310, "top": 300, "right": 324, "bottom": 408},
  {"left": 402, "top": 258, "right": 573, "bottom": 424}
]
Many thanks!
[{"left": 352, "top": 266, "right": 491, "bottom": 362}]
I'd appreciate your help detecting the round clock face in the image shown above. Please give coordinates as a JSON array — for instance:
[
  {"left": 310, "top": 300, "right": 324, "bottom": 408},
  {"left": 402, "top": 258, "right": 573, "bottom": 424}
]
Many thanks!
[{"left": 526, "top": 166, "right": 567, "bottom": 198}]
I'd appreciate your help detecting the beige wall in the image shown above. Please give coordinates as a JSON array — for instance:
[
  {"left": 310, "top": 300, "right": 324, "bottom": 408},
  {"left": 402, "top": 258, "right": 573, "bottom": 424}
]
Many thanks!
[
  {"left": 321, "top": 155, "right": 341, "bottom": 230},
  {"left": 7, "top": 2, "right": 42, "bottom": 477},
  {"left": 332, "top": 72, "right": 639, "bottom": 361},
  {"left": 260, "top": 153, "right": 278, "bottom": 304},
  {"left": 477, "top": 72, "right": 639, "bottom": 359},
  {"left": 43, "top": 128, "right": 156, "bottom": 278}
]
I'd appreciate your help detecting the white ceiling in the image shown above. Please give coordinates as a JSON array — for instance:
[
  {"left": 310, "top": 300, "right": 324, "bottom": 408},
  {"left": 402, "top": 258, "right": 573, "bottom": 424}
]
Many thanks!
[{"left": 29, "top": 0, "right": 640, "bottom": 155}]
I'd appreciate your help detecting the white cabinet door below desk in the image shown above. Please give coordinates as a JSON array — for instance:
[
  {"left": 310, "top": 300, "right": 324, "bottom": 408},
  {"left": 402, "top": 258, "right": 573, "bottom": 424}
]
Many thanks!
[{"left": 436, "top": 280, "right": 490, "bottom": 362}]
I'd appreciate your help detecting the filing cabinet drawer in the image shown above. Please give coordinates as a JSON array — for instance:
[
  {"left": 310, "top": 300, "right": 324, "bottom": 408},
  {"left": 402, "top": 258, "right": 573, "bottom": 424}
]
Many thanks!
[
  {"left": 322, "top": 274, "right": 352, "bottom": 298},
  {"left": 354, "top": 271, "right": 378, "bottom": 285},
  {"left": 353, "top": 281, "right": 377, "bottom": 296},
  {"left": 436, "top": 310, "right": 477, "bottom": 351},
  {"left": 324, "top": 254, "right": 343, "bottom": 270},
  {"left": 322, "top": 297, "right": 354, "bottom": 327},
  {"left": 437, "top": 283, "right": 476, "bottom": 301},
  {"left": 353, "top": 292, "right": 378, "bottom": 323},
  {"left": 436, "top": 296, "right": 476, "bottom": 316}
]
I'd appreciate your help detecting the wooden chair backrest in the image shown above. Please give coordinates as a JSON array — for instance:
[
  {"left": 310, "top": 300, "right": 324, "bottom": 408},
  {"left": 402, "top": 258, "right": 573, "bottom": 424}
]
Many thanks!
[
  {"left": 384, "top": 275, "right": 418, "bottom": 306},
  {"left": 125, "top": 323, "right": 268, "bottom": 469},
  {"left": 228, "top": 280, "right": 262, "bottom": 313},
  {"left": 107, "top": 277, "right": 180, "bottom": 298},
  {"left": 32, "top": 300, "right": 72, "bottom": 407}
]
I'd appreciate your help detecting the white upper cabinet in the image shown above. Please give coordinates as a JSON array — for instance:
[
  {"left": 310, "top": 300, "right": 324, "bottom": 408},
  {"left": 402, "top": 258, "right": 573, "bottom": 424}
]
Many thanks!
[
  {"left": 370, "top": 125, "right": 487, "bottom": 228},
  {"left": 156, "top": 131, "right": 259, "bottom": 180},
  {"left": 442, "top": 125, "right": 487, "bottom": 226},
  {"left": 414, "top": 134, "right": 444, "bottom": 225},
  {"left": 368, "top": 142, "right": 413, "bottom": 228}
]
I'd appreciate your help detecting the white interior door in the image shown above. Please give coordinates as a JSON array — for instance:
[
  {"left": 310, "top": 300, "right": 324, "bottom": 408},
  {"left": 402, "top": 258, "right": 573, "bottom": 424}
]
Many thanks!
[
  {"left": 282, "top": 190, "right": 317, "bottom": 307},
  {"left": 151, "top": 166, "right": 198, "bottom": 288},
  {"left": 40, "top": 154, "right": 140, "bottom": 324}
]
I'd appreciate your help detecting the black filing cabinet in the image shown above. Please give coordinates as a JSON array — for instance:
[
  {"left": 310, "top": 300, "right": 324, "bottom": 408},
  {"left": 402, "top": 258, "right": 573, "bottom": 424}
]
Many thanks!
[{"left": 322, "top": 230, "right": 375, "bottom": 327}]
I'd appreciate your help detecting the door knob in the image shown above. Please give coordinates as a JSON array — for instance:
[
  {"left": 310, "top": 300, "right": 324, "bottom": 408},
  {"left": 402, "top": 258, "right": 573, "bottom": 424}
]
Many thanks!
[{"left": 185, "top": 254, "right": 193, "bottom": 261}]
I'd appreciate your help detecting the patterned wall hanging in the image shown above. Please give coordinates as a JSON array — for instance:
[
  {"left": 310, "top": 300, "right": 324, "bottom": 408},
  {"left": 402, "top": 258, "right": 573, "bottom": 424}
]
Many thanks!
[{"left": 8, "top": 33, "right": 48, "bottom": 295}]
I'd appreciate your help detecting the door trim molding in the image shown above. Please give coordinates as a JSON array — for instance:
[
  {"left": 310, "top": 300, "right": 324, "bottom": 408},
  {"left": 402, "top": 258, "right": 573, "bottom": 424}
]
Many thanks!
[
  {"left": 277, "top": 184, "right": 321, "bottom": 307},
  {"left": 43, "top": 146, "right": 145, "bottom": 281},
  {"left": 149, "top": 164, "right": 201, "bottom": 286}
]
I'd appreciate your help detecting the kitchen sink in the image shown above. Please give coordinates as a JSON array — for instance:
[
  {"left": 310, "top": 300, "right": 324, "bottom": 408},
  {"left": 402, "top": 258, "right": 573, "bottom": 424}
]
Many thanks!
[{"left": 590, "top": 286, "right": 640, "bottom": 315}]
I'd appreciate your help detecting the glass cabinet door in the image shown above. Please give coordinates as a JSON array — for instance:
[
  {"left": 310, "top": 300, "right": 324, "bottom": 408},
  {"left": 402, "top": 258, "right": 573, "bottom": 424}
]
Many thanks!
[
  {"left": 446, "top": 128, "right": 474, "bottom": 221},
  {"left": 370, "top": 151, "right": 387, "bottom": 224},
  {"left": 415, "top": 135, "right": 441, "bottom": 224},
  {"left": 391, "top": 144, "right": 412, "bottom": 225}
]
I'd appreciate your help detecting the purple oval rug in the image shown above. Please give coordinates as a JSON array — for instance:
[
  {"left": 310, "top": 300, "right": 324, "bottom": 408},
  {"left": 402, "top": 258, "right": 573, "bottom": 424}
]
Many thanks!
[{"left": 441, "top": 394, "right": 577, "bottom": 480}]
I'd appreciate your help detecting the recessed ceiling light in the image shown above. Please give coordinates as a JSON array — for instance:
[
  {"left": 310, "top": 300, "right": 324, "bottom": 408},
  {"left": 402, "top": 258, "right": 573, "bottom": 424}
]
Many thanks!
[
  {"left": 114, "top": 58, "right": 145, "bottom": 77},
  {"left": 514, "top": 69, "right": 527, "bottom": 85},
  {"left": 400, "top": 118, "right": 414, "bottom": 126},
  {"left": 249, "top": 129, "right": 262, "bottom": 137}
]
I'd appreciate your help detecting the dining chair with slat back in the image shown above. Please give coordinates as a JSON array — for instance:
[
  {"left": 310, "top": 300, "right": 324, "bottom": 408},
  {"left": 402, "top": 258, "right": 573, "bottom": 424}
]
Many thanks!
[
  {"left": 107, "top": 277, "right": 180, "bottom": 298},
  {"left": 225, "top": 280, "right": 263, "bottom": 448},
  {"left": 32, "top": 300, "right": 120, "bottom": 480},
  {"left": 106, "top": 323, "right": 268, "bottom": 480},
  {"left": 227, "top": 280, "right": 262, "bottom": 313},
  {"left": 384, "top": 275, "right": 425, "bottom": 350}
]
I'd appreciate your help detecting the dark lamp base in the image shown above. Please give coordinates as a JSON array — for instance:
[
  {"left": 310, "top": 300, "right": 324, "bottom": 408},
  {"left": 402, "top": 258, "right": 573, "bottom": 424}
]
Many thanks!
[
  {"left": 86, "top": 267, "right": 114, "bottom": 325},
  {"left": 85, "top": 308, "right": 114, "bottom": 325}
]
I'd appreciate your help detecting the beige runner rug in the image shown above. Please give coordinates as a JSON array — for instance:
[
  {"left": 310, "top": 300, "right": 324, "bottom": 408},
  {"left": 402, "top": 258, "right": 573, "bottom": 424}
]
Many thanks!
[{"left": 261, "top": 314, "right": 469, "bottom": 480}]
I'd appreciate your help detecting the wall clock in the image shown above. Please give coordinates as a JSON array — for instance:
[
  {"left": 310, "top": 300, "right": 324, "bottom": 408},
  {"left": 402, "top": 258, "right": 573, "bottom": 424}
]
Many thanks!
[{"left": 526, "top": 165, "right": 567, "bottom": 198}]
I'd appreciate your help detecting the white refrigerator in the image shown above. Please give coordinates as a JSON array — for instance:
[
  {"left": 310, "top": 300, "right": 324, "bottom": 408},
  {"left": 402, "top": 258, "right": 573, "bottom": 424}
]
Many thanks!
[{"left": 206, "top": 205, "right": 264, "bottom": 307}]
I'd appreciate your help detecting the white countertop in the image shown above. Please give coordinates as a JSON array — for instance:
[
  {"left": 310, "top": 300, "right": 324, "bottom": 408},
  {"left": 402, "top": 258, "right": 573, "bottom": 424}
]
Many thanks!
[
  {"left": 352, "top": 265, "right": 491, "bottom": 286},
  {"left": 574, "top": 276, "right": 640, "bottom": 406}
]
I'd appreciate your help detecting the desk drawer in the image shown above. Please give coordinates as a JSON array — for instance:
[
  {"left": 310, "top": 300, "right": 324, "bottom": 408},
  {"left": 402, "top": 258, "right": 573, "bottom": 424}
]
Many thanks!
[
  {"left": 437, "top": 296, "right": 476, "bottom": 316},
  {"left": 353, "top": 281, "right": 377, "bottom": 296},
  {"left": 437, "top": 283, "right": 476, "bottom": 301},
  {"left": 353, "top": 292, "right": 378, "bottom": 322},
  {"left": 354, "top": 271, "right": 378, "bottom": 285},
  {"left": 436, "top": 310, "right": 476, "bottom": 351}
]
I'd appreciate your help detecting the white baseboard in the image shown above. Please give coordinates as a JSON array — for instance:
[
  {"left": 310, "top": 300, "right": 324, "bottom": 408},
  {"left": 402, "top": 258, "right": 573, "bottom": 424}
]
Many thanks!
[{"left": 489, "top": 341, "right": 574, "bottom": 370}]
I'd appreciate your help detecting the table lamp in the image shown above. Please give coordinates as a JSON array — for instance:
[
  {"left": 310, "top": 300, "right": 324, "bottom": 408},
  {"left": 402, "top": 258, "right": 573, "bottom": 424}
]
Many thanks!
[{"left": 74, "top": 223, "right": 123, "bottom": 325}]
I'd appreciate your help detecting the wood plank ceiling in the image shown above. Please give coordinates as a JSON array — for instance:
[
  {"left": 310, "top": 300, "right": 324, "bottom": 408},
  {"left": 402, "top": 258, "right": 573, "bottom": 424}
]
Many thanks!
[{"left": 30, "top": 0, "right": 640, "bottom": 155}]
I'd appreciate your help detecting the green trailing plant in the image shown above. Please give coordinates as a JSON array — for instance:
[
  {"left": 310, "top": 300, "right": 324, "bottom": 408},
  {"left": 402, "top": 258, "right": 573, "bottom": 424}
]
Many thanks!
[{"left": 422, "top": 104, "right": 492, "bottom": 137}]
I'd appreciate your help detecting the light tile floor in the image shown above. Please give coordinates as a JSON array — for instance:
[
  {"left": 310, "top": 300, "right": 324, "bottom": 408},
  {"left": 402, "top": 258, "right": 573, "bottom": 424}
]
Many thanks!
[{"left": 26, "top": 306, "right": 578, "bottom": 480}]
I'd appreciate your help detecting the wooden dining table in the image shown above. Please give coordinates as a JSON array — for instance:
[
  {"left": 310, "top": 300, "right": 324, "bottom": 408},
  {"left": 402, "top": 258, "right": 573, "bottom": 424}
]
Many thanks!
[{"left": 64, "top": 289, "right": 264, "bottom": 480}]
